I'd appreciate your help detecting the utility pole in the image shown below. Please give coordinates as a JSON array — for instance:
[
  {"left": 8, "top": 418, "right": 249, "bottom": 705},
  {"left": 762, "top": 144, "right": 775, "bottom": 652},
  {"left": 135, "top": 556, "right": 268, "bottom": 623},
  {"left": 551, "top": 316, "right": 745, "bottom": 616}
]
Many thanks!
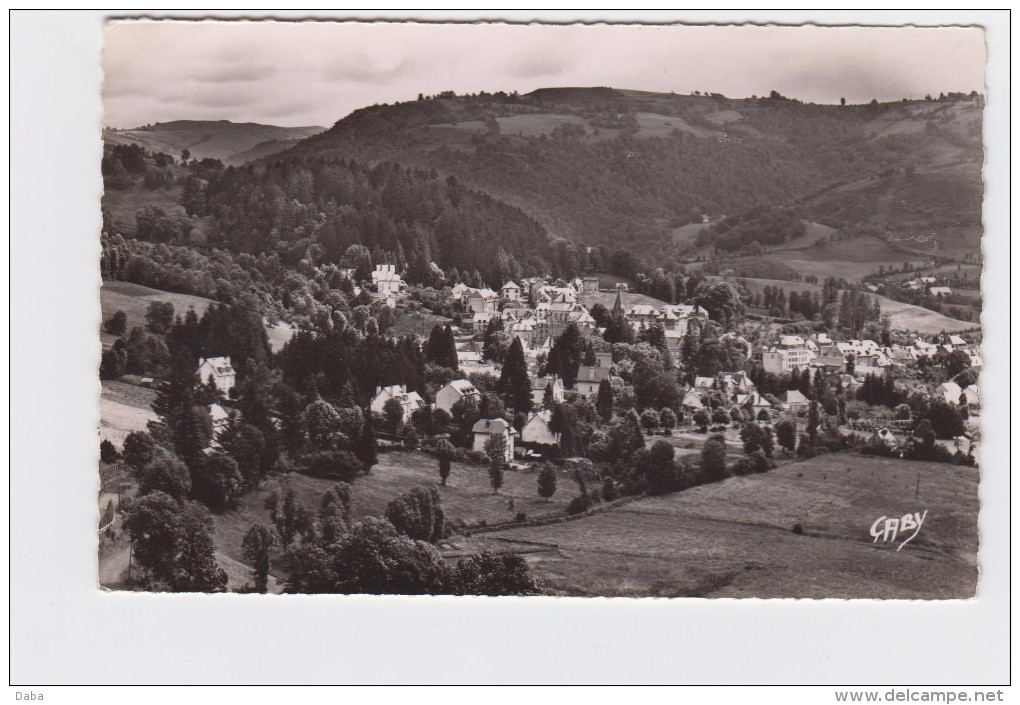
[{"left": 915, "top": 472, "right": 920, "bottom": 501}]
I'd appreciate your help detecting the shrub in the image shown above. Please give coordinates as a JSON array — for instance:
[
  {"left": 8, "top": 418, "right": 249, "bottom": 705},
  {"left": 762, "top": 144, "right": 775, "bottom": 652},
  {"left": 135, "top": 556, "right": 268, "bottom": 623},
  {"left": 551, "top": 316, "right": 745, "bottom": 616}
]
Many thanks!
[
  {"left": 792, "top": 523, "right": 804, "bottom": 535},
  {"left": 566, "top": 494, "right": 591, "bottom": 515},
  {"left": 385, "top": 486, "right": 446, "bottom": 542},
  {"left": 100, "top": 439, "right": 120, "bottom": 463},
  {"left": 303, "top": 450, "right": 363, "bottom": 482},
  {"left": 601, "top": 477, "right": 620, "bottom": 501},
  {"left": 514, "top": 512, "right": 527, "bottom": 522}
]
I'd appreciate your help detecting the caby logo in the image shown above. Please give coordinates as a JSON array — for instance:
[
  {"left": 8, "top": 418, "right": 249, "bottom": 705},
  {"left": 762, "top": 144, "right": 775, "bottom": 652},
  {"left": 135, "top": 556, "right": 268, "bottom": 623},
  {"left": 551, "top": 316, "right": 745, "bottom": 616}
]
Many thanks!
[{"left": 870, "top": 511, "right": 928, "bottom": 551}]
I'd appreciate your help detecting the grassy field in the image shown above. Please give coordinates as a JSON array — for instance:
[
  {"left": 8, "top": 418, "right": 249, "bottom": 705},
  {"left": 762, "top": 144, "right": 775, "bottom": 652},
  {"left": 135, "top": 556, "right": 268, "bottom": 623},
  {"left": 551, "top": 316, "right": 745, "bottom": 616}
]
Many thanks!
[
  {"left": 495, "top": 113, "right": 588, "bottom": 138},
  {"left": 101, "top": 280, "right": 297, "bottom": 350},
  {"left": 709, "top": 275, "right": 975, "bottom": 334},
  {"left": 211, "top": 450, "right": 580, "bottom": 578},
  {"left": 449, "top": 455, "right": 978, "bottom": 598},
  {"left": 634, "top": 112, "right": 715, "bottom": 138},
  {"left": 99, "top": 380, "right": 158, "bottom": 447},
  {"left": 264, "top": 321, "right": 297, "bottom": 353},
  {"left": 100, "top": 280, "right": 215, "bottom": 348},
  {"left": 583, "top": 289, "right": 667, "bottom": 310},
  {"left": 101, "top": 183, "right": 184, "bottom": 237}
]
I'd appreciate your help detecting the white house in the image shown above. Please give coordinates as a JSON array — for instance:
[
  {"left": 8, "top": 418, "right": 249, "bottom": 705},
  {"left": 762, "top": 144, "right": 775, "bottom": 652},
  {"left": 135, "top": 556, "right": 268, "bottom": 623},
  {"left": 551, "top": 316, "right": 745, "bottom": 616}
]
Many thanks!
[
  {"left": 521, "top": 410, "right": 560, "bottom": 446},
  {"left": 435, "top": 379, "right": 480, "bottom": 413},
  {"left": 466, "top": 288, "right": 500, "bottom": 315},
  {"left": 370, "top": 384, "right": 425, "bottom": 423},
  {"left": 530, "top": 375, "right": 565, "bottom": 408},
  {"left": 197, "top": 356, "right": 236, "bottom": 395},
  {"left": 575, "top": 351, "right": 612, "bottom": 397},
  {"left": 779, "top": 389, "right": 808, "bottom": 412},
  {"left": 471, "top": 418, "right": 517, "bottom": 463},
  {"left": 501, "top": 281, "right": 522, "bottom": 303},
  {"left": 371, "top": 264, "right": 403, "bottom": 296}
]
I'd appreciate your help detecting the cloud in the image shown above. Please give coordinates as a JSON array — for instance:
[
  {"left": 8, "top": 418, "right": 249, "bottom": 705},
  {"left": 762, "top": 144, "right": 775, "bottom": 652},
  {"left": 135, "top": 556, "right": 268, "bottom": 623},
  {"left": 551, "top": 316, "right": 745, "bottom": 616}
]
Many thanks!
[
  {"left": 192, "top": 62, "right": 277, "bottom": 84},
  {"left": 101, "top": 21, "right": 987, "bottom": 129},
  {"left": 509, "top": 50, "right": 569, "bottom": 79}
]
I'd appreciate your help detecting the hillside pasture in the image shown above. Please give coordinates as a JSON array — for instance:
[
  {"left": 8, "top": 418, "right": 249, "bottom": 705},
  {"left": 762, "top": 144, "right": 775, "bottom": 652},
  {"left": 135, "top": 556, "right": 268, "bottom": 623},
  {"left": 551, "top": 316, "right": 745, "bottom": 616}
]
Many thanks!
[
  {"left": 671, "top": 221, "right": 708, "bottom": 246},
  {"left": 634, "top": 112, "right": 715, "bottom": 138},
  {"left": 709, "top": 275, "right": 976, "bottom": 333},
  {"left": 100, "top": 280, "right": 216, "bottom": 348},
  {"left": 101, "top": 183, "right": 184, "bottom": 237},
  {"left": 211, "top": 450, "right": 580, "bottom": 577},
  {"left": 99, "top": 380, "right": 157, "bottom": 447},
  {"left": 495, "top": 113, "right": 588, "bottom": 137},
  {"left": 583, "top": 289, "right": 668, "bottom": 311},
  {"left": 449, "top": 455, "right": 978, "bottom": 598}
]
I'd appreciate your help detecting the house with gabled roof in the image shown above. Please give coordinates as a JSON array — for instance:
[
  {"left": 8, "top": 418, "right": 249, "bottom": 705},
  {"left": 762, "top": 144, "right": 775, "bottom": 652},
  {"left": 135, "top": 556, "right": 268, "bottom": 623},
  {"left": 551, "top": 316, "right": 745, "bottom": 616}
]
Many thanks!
[
  {"left": 370, "top": 384, "right": 425, "bottom": 423},
  {"left": 501, "top": 280, "right": 521, "bottom": 303},
  {"left": 521, "top": 410, "right": 560, "bottom": 447},
  {"left": 471, "top": 418, "right": 517, "bottom": 462},
  {"left": 197, "top": 356, "right": 236, "bottom": 395},
  {"left": 435, "top": 379, "right": 480, "bottom": 413}
]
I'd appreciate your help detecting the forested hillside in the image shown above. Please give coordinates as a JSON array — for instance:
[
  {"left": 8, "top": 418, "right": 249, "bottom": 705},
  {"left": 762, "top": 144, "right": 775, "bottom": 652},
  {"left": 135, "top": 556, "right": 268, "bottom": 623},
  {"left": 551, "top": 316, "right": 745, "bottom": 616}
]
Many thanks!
[{"left": 271, "top": 87, "right": 984, "bottom": 262}]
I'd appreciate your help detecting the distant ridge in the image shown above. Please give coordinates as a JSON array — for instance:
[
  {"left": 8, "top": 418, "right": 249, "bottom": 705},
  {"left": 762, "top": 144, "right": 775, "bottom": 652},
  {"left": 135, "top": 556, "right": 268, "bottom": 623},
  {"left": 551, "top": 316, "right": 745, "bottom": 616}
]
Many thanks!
[{"left": 104, "top": 120, "right": 325, "bottom": 165}]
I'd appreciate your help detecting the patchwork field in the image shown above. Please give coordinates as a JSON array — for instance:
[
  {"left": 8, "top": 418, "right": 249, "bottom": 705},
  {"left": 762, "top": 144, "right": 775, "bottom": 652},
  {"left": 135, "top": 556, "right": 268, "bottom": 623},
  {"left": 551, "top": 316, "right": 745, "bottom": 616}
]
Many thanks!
[{"left": 449, "top": 455, "right": 979, "bottom": 598}]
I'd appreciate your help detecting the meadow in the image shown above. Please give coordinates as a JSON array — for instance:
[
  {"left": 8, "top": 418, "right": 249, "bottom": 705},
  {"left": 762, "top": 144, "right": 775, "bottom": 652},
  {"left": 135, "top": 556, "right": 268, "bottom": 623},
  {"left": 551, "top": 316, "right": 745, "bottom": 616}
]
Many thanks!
[
  {"left": 450, "top": 455, "right": 979, "bottom": 598},
  {"left": 710, "top": 275, "right": 975, "bottom": 334},
  {"left": 211, "top": 450, "right": 580, "bottom": 583},
  {"left": 99, "top": 380, "right": 158, "bottom": 447},
  {"left": 100, "top": 280, "right": 215, "bottom": 348}
]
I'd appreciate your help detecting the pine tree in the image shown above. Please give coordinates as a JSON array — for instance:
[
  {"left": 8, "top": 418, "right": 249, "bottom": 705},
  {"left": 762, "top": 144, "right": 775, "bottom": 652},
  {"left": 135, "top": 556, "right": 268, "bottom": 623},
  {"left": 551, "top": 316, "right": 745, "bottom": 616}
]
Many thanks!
[
  {"left": 552, "top": 323, "right": 584, "bottom": 389},
  {"left": 542, "top": 382, "right": 556, "bottom": 411},
  {"left": 498, "top": 337, "right": 532, "bottom": 413},
  {"left": 441, "top": 324, "right": 459, "bottom": 371},
  {"left": 596, "top": 378, "right": 614, "bottom": 422},
  {"left": 356, "top": 407, "right": 378, "bottom": 474},
  {"left": 807, "top": 401, "right": 820, "bottom": 445},
  {"left": 537, "top": 464, "right": 557, "bottom": 499}
]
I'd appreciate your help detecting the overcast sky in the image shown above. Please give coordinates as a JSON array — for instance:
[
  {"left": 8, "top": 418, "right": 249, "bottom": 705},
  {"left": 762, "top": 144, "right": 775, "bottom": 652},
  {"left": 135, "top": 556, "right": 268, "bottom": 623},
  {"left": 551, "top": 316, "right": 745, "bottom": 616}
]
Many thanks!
[{"left": 103, "top": 20, "right": 986, "bottom": 129}]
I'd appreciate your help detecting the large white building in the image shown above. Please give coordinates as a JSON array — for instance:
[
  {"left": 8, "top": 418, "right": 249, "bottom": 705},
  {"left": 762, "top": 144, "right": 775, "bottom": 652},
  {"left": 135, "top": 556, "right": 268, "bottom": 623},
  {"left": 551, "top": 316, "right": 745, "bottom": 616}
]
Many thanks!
[
  {"left": 761, "top": 346, "right": 816, "bottom": 374},
  {"left": 371, "top": 264, "right": 403, "bottom": 296}
]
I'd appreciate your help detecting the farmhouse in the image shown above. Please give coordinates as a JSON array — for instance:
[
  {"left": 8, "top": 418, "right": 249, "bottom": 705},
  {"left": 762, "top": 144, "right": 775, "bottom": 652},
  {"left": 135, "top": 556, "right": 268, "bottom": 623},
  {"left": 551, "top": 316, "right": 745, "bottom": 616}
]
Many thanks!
[
  {"left": 471, "top": 418, "right": 517, "bottom": 463},
  {"left": 370, "top": 384, "right": 425, "bottom": 423},
  {"left": 197, "top": 356, "right": 236, "bottom": 395},
  {"left": 435, "top": 379, "right": 480, "bottom": 413}
]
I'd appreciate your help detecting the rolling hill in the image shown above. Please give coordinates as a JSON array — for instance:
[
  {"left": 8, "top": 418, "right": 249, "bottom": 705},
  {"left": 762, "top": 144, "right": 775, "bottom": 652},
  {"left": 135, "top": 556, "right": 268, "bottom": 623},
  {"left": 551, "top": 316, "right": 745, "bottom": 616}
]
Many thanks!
[
  {"left": 268, "top": 87, "right": 984, "bottom": 265},
  {"left": 104, "top": 120, "right": 325, "bottom": 164}
]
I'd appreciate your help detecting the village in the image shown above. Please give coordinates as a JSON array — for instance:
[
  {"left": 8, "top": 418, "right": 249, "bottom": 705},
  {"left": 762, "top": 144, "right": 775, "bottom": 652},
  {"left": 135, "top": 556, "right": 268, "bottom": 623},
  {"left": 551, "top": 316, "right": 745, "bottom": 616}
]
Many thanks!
[{"left": 173, "top": 261, "right": 982, "bottom": 479}]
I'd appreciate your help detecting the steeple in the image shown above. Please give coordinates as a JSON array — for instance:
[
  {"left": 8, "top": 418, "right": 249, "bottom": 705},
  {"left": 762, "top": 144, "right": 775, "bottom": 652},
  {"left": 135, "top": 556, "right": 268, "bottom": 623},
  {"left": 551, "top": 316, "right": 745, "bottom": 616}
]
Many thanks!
[{"left": 612, "top": 286, "right": 624, "bottom": 317}]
